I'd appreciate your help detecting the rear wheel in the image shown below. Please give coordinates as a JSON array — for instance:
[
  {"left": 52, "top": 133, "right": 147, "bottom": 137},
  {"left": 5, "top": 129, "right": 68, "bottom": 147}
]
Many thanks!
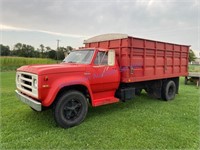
[
  {"left": 162, "top": 80, "right": 176, "bottom": 101},
  {"left": 53, "top": 91, "right": 88, "bottom": 128}
]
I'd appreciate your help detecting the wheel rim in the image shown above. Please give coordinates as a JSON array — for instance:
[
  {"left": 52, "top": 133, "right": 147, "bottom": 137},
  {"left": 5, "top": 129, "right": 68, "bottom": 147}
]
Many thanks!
[
  {"left": 63, "top": 99, "right": 82, "bottom": 121},
  {"left": 168, "top": 85, "right": 175, "bottom": 97}
]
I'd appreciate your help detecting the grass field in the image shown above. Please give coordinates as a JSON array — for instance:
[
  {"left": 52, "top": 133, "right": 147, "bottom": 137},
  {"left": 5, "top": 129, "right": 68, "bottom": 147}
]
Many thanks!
[
  {"left": 189, "top": 64, "right": 200, "bottom": 72},
  {"left": 0, "top": 57, "right": 56, "bottom": 71},
  {"left": 1, "top": 56, "right": 199, "bottom": 73},
  {"left": 1, "top": 72, "right": 199, "bottom": 149}
]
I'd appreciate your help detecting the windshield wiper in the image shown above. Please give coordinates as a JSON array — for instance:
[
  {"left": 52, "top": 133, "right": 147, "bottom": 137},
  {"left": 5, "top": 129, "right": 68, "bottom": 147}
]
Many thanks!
[{"left": 67, "top": 61, "right": 76, "bottom": 63}]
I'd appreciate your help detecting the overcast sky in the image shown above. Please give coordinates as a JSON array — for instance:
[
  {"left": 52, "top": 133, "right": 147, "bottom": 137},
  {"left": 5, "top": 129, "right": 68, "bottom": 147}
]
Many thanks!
[{"left": 1, "top": 0, "right": 199, "bottom": 56}]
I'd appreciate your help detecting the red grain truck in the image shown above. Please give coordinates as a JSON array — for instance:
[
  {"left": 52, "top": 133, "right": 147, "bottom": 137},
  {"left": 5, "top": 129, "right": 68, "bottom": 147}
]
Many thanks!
[{"left": 15, "top": 33, "right": 189, "bottom": 128}]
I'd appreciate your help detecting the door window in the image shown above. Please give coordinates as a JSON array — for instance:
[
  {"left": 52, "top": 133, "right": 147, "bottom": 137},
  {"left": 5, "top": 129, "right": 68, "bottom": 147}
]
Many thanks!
[{"left": 94, "top": 51, "right": 108, "bottom": 65}]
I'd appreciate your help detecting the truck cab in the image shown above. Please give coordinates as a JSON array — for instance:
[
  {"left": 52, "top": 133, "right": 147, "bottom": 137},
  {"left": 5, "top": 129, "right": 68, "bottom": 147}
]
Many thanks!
[{"left": 16, "top": 48, "right": 120, "bottom": 128}]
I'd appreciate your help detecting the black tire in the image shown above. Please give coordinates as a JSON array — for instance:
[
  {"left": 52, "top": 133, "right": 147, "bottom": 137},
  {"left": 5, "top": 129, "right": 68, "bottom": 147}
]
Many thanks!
[
  {"left": 53, "top": 91, "right": 88, "bottom": 128},
  {"left": 162, "top": 80, "right": 176, "bottom": 101}
]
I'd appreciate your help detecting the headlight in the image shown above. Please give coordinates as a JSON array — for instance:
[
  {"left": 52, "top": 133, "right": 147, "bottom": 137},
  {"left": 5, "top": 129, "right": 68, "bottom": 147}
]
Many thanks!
[{"left": 33, "top": 78, "right": 38, "bottom": 88}]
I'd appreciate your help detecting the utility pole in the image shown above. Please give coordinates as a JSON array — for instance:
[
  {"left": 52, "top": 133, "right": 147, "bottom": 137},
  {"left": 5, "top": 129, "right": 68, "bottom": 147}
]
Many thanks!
[{"left": 56, "top": 40, "right": 60, "bottom": 63}]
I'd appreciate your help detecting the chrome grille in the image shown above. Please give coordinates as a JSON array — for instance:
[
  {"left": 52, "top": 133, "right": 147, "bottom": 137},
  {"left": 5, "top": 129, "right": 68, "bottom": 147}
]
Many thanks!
[
  {"left": 21, "top": 73, "right": 32, "bottom": 92},
  {"left": 16, "top": 72, "right": 38, "bottom": 98}
]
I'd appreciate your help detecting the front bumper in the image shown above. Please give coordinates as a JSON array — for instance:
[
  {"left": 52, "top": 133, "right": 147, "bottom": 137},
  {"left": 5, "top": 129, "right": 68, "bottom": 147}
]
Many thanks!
[{"left": 15, "top": 90, "right": 42, "bottom": 111}]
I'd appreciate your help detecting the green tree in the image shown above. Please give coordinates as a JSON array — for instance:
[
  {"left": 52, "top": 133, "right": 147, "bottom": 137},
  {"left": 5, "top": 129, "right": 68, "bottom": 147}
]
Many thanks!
[
  {"left": 23, "top": 44, "right": 35, "bottom": 57},
  {"left": 12, "top": 43, "right": 23, "bottom": 56},
  {"left": 13, "top": 43, "right": 22, "bottom": 50},
  {"left": 189, "top": 49, "right": 196, "bottom": 62},
  {"left": 48, "top": 50, "right": 57, "bottom": 59},
  {"left": 19, "top": 44, "right": 35, "bottom": 57},
  {"left": 66, "top": 46, "right": 73, "bottom": 54},
  {"left": 12, "top": 43, "right": 35, "bottom": 57},
  {"left": 2, "top": 42, "right": 74, "bottom": 59},
  {"left": 45, "top": 46, "right": 51, "bottom": 52},
  {"left": 40, "top": 44, "right": 45, "bottom": 58},
  {"left": 59, "top": 46, "right": 73, "bottom": 57},
  {"left": 0, "top": 44, "right": 10, "bottom": 56},
  {"left": 57, "top": 47, "right": 66, "bottom": 60}
]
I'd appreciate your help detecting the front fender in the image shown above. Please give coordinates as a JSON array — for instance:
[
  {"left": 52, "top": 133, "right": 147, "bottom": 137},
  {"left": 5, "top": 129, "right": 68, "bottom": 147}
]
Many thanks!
[{"left": 42, "top": 76, "right": 93, "bottom": 106}]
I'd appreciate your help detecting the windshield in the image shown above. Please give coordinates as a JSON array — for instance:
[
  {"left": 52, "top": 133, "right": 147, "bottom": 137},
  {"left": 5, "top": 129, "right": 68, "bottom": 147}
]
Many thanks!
[{"left": 63, "top": 49, "right": 94, "bottom": 64}]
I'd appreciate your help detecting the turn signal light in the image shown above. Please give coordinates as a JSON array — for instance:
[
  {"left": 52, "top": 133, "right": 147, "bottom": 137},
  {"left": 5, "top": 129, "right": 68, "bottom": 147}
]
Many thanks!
[{"left": 44, "top": 76, "right": 48, "bottom": 81}]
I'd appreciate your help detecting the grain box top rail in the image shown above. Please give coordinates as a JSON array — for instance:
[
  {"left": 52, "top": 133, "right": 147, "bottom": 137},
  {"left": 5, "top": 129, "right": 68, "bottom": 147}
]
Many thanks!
[{"left": 84, "top": 33, "right": 190, "bottom": 47}]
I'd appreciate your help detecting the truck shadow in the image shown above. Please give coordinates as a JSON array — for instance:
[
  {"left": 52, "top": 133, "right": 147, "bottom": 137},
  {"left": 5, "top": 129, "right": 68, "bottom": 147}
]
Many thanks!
[
  {"left": 86, "top": 93, "right": 160, "bottom": 121},
  {"left": 23, "top": 93, "right": 161, "bottom": 128}
]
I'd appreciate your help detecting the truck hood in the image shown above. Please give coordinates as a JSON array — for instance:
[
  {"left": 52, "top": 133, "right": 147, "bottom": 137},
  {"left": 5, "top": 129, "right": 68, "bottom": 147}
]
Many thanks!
[{"left": 17, "top": 63, "right": 86, "bottom": 75}]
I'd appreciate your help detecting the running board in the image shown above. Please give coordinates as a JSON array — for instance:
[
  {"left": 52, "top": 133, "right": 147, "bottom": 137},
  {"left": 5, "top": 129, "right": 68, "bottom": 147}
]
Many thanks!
[{"left": 92, "top": 97, "right": 119, "bottom": 107}]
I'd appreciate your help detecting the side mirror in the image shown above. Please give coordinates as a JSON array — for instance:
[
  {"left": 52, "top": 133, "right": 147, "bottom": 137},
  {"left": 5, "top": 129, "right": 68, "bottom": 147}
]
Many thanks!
[{"left": 108, "top": 49, "right": 115, "bottom": 66}]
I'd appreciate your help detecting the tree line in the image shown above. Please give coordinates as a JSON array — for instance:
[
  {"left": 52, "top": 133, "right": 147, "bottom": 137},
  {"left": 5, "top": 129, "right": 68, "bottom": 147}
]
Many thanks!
[
  {"left": 0, "top": 43, "right": 73, "bottom": 60},
  {"left": 0, "top": 43, "right": 197, "bottom": 62}
]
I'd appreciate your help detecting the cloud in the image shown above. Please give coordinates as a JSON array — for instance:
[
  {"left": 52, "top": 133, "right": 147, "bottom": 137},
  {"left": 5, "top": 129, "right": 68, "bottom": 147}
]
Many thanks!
[
  {"left": 1, "top": 0, "right": 198, "bottom": 34},
  {"left": 1, "top": 24, "right": 89, "bottom": 38},
  {"left": 1, "top": 0, "right": 199, "bottom": 50}
]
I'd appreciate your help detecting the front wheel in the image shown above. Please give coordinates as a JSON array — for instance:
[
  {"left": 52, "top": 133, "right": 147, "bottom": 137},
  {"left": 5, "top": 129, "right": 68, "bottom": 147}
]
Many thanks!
[{"left": 53, "top": 91, "right": 88, "bottom": 128}]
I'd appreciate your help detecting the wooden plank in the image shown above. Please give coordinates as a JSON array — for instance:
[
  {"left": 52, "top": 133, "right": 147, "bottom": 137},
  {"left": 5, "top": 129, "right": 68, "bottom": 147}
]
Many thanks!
[{"left": 188, "top": 72, "right": 200, "bottom": 77}]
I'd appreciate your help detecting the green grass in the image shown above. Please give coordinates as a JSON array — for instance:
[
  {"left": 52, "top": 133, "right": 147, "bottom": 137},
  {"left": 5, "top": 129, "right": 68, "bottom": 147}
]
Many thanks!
[
  {"left": 189, "top": 64, "right": 200, "bottom": 72},
  {"left": 0, "top": 57, "right": 56, "bottom": 71},
  {"left": 1, "top": 72, "right": 200, "bottom": 149}
]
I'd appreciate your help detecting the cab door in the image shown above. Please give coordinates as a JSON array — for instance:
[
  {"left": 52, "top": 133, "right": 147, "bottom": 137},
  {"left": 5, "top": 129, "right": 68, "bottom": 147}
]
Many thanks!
[{"left": 88, "top": 50, "right": 120, "bottom": 93}]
